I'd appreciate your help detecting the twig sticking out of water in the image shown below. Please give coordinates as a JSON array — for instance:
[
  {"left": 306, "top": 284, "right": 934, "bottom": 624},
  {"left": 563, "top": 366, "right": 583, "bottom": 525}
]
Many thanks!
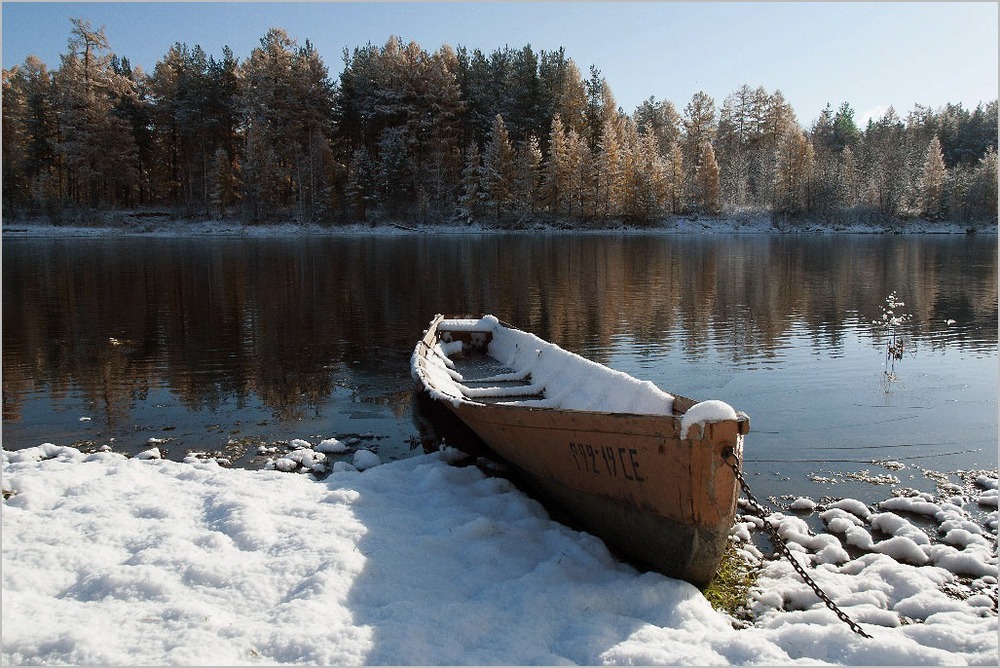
[{"left": 875, "top": 292, "right": 913, "bottom": 391}]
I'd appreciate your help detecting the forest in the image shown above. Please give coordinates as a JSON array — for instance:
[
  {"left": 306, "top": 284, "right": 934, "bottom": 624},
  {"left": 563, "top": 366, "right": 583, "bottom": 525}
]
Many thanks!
[{"left": 3, "top": 19, "right": 997, "bottom": 227}]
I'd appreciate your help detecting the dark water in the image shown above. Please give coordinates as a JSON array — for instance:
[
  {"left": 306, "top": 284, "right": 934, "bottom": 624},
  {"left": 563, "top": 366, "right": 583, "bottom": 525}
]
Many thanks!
[{"left": 3, "top": 233, "right": 997, "bottom": 506}]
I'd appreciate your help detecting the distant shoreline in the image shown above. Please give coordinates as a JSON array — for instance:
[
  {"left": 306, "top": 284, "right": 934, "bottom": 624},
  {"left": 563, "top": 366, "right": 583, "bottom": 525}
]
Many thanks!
[{"left": 3, "top": 214, "right": 996, "bottom": 238}]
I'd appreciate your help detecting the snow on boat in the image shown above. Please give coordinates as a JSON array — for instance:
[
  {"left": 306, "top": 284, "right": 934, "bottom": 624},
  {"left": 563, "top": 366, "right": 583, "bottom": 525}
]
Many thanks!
[{"left": 411, "top": 314, "right": 750, "bottom": 587}]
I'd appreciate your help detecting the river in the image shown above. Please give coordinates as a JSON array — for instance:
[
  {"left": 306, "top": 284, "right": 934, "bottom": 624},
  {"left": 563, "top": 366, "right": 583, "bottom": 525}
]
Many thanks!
[{"left": 3, "top": 233, "right": 996, "bottom": 507}]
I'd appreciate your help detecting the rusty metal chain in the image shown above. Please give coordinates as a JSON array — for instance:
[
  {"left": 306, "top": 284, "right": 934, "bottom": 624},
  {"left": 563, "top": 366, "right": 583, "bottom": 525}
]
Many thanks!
[{"left": 724, "top": 451, "right": 874, "bottom": 639}]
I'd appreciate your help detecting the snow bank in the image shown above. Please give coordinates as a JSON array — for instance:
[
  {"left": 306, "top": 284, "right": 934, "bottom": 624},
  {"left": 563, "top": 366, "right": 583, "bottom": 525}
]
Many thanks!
[
  {"left": 3, "top": 443, "right": 997, "bottom": 665},
  {"left": 735, "top": 506, "right": 996, "bottom": 665}
]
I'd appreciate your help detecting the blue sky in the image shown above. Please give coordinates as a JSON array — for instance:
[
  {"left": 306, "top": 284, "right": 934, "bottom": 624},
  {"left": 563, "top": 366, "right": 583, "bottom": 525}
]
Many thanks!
[{"left": 2, "top": 2, "right": 997, "bottom": 126}]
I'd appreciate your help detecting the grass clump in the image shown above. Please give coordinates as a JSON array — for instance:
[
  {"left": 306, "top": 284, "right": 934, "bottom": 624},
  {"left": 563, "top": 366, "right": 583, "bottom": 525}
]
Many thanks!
[{"left": 703, "top": 540, "right": 759, "bottom": 624}]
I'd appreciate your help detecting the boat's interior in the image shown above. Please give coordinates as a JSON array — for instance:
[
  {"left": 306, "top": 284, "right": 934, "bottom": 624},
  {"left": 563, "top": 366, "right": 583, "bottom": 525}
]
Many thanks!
[
  {"left": 424, "top": 316, "right": 678, "bottom": 415},
  {"left": 441, "top": 349, "right": 545, "bottom": 404}
]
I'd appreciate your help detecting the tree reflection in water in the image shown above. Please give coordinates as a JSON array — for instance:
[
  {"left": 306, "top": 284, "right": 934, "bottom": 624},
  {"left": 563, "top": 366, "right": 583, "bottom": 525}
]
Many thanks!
[{"left": 3, "top": 234, "right": 996, "bottom": 469}]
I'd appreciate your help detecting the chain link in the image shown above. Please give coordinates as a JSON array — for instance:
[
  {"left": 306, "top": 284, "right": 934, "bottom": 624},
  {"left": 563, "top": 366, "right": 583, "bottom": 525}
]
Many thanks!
[{"left": 724, "top": 451, "right": 873, "bottom": 639}]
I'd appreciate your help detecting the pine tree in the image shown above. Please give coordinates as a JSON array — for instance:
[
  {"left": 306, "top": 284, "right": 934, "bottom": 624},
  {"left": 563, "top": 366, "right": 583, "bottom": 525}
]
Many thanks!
[
  {"left": 239, "top": 28, "right": 336, "bottom": 221},
  {"left": 633, "top": 96, "right": 681, "bottom": 159},
  {"left": 513, "top": 135, "right": 542, "bottom": 214},
  {"left": 966, "top": 146, "right": 997, "bottom": 221},
  {"left": 212, "top": 147, "right": 238, "bottom": 218},
  {"left": 150, "top": 43, "right": 216, "bottom": 213},
  {"left": 832, "top": 102, "right": 860, "bottom": 151},
  {"left": 482, "top": 114, "right": 515, "bottom": 218},
  {"left": 622, "top": 120, "right": 664, "bottom": 223},
  {"left": 565, "top": 127, "right": 593, "bottom": 220},
  {"left": 595, "top": 115, "right": 624, "bottom": 218},
  {"left": 420, "top": 46, "right": 465, "bottom": 218},
  {"left": 2, "top": 66, "right": 30, "bottom": 215},
  {"left": 694, "top": 140, "right": 721, "bottom": 215},
  {"left": 775, "top": 128, "right": 816, "bottom": 214},
  {"left": 666, "top": 143, "right": 685, "bottom": 214},
  {"left": 542, "top": 114, "right": 569, "bottom": 215},
  {"left": 682, "top": 92, "right": 716, "bottom": 208},
  {"left": 54, "top": 18, "right": 139, "bottom": 209},
  {"left": 506, "top": 45, "right": 544, "bottom": 144},
  {"left": 839, "top": 146, "right": 859, "bottom": 208},
  {"left": 377, "top": 126, "right": 413, "bottom": 216},
  {"left": 555, "top": 59, "right": 588, "bottom": 138},
  {"left": 862, "top": 106, "right": 907, "bottom": 217},
  {"left": 459, "top": 140, "right": 483, "bottom": 219},
  {"left": 346, "top": 146, "right": 377, "bottom": 221},
  {"left": 919, "top": 135, "right": 946, "bottom": 220}
]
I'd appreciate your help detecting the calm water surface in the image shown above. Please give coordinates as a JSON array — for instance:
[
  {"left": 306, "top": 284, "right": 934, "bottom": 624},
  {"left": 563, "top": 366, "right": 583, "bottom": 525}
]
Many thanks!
[{"left": 3, "top": 233, "right": 997, "bottom": 507}]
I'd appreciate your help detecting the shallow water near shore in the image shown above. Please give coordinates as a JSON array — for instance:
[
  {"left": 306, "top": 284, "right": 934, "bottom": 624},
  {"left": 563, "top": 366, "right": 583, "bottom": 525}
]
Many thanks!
[{"left": 3, "top": 232, "right": 996, "bottom": 511}]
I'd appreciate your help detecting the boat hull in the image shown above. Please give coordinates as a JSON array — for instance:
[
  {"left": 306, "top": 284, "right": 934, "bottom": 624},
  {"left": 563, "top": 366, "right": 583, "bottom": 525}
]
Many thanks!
[
  {"left": 413, "top": 315, "right": 748, "bottom": 587},
  {"left": 447, "top": 400, "right": 743, "bottom": 587}
]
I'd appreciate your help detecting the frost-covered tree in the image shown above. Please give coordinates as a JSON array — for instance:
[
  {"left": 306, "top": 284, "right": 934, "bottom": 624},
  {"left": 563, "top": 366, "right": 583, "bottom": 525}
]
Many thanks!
[
  {"left": 962, "top": 146, "right": 998, "bottom": 221},
  {"left": 240, "top": 28, "right": 336, "bottom": 221},
  {"left": 482, "top": 114, "right": 516, "bottom": 218},
  {"left": 2, "top": 57, "right": 60, "bottom": 216},
  {"left": 542, "top": 114, "right": 569, "bottom": 215},
  {"left": 2, "top": 67, "right": 29, "bottom": 214},
  {"left": 513, "top": 135, "right": 543, "bottom": 214},
  {"left": 459, "top": 140, "right": 483, "bottom": 219},
  {"left": 562, "top": 126, "right": 593, "bottom": 219},
  {"left": 633, "top": 96, "right": 681, "bottom": 159},
  {"left": 54, "top": 18, "right": 139, "bottom": 208},
  {"left": 861, "top": 106, "right": 907, "bottom": 217},
  {"left": 622, "top": 120, "right": 666, "bottom": 223},
  {"left": 554, "top": 59, "right": 589, "bottom": 139},
  {"left": 716, "top": 85, "right": 762, "bottom": 208},
  {"left": 666, "top": 142, "right": 685, "bottom": 214},
  {"left": 839, "top": 145, "right": 860, "bottom": 208},
  {"left": 774, "top": 128, "right": 815, "bottom": 215},
  {"left": 376, "top": 126, "right": 414, "bottom": 215},
  {"left": 594, "top": 114, "right": 624, "bottom": 218},
  {"left": 346, "top": 146, "right": 376, "bottom": 221},
  {"left": 6, "top": 20, "right": 999, "bottom": 226},
  {"left": 694, "top": 140, "right": 721, "bottom": 215},
  {"left": 682, "top": 92, "right": 716, "bottom": 189},
  {"left": 946, "top": 161, "right": 997, "bottom": 224},
  {"left": 919, "top": 135, "right": 946, "bottom": 220}
]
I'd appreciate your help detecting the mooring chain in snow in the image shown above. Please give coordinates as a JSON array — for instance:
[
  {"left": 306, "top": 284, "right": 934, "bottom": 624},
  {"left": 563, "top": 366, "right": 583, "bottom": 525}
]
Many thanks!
[{"left": 723, "top": 450, "right": 874, "bottom": 639}]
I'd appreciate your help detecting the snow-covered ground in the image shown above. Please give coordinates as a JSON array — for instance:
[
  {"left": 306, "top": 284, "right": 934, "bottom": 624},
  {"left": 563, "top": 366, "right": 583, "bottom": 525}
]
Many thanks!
[
  {"left": 2, "top": 213, "right": 996, "bottom": 238},
  {"left": 3, "top": 442, "right": 996, "bottom": 666}
]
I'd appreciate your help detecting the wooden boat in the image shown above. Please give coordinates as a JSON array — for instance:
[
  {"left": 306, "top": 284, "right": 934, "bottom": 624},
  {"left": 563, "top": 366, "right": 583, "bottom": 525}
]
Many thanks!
[{"left": 411, "top": 314, "right": 750, "bottom": 588}]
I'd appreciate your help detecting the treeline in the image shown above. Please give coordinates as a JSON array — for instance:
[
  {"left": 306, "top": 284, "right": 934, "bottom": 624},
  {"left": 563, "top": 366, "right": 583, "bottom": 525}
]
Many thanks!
[{"left": 3, "top": 19, "right": 997, "bottom": 226}]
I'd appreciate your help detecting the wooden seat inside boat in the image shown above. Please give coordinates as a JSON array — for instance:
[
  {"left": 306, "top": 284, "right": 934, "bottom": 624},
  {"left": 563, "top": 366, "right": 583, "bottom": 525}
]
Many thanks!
[{"left": 446, "top": 348, "right": 546, "bottom": 403}]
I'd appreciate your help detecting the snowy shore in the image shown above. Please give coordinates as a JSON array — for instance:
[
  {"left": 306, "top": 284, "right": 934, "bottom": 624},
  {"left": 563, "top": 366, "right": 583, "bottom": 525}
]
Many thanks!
[
  {"left": 2, "top": 442, "right": 996, "bottom": 666},
  {"left": 2, "top": 212, "right": 996, "bottom": 238}
]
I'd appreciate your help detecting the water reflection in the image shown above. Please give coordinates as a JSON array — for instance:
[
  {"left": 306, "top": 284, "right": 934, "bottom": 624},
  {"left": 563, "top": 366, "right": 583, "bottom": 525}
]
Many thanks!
[{"left": 3, "top": 234, "right": 997, "bottom": 481}]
